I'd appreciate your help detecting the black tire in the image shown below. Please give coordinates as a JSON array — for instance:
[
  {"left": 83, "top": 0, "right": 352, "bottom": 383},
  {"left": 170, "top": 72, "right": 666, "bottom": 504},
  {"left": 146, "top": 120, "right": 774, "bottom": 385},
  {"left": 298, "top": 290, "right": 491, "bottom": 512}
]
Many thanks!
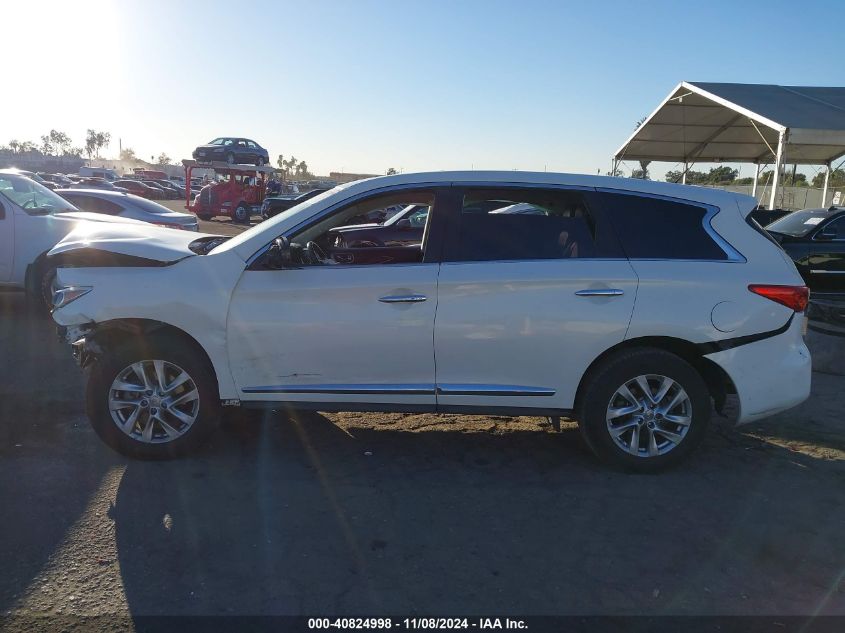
[
  {"left": 39, "top": 265, "right": 57, "bottom": 310},
  {"left": 86, "top": 333, "right": 221, "bottom": 460},
  {"left": 234, "top": 203, "right": 250, "bottom": 224},
  {"left": 254, "top": 156, "right": 262, "bottom": 166},
  {"left": 25, "top": 260, "right": 56, "bottom": 314},
  {"left": 197, "top": 213, "right": 212, "bottom": 221},
  {"left": 226, "top": 152, "right": 235, "bottom": 165},
  {"left": 577, "top": 348, "right": 710, "bottom": 473}
]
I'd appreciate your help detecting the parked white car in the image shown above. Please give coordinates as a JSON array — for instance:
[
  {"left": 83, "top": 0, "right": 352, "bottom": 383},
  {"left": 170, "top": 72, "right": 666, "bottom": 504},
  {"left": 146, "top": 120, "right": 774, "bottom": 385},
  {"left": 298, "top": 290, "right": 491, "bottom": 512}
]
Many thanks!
[
  {"left": 0, "top": 170, "right": 154, "bottom": 306},
  {"left": 49, "top": 171, "right": 811, "bottom": 470}
]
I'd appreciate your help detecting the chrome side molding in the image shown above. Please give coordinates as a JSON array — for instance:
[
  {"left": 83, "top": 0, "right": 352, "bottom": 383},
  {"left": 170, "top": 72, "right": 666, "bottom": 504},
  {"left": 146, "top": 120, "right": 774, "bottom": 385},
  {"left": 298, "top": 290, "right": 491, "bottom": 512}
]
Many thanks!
[{"left": 436, "top": 384, "right": 556, "bottom": 397}]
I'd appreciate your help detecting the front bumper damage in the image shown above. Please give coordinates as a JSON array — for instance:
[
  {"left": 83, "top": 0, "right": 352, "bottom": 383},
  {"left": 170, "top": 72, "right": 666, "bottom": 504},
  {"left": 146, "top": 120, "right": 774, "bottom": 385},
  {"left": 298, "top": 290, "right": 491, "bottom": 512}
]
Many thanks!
[{"left": 57, "top": 323, "right": 99, "bottom": 368}]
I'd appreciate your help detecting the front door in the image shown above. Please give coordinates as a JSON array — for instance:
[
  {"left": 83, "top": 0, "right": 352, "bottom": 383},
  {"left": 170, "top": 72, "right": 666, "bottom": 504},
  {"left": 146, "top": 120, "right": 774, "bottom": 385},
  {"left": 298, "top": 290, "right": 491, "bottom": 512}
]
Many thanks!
[
  {"left": 227, "top": 186, "right": 445, "bottom": 408},
  {"left": 433, "top": 185, "right": 637, "bottom": 413},
  {"left": 808, "top": 215, "right": 845, "bottom": 292},
  {"left": 0, "top": 196, "right": 12, "bottom": 281}
]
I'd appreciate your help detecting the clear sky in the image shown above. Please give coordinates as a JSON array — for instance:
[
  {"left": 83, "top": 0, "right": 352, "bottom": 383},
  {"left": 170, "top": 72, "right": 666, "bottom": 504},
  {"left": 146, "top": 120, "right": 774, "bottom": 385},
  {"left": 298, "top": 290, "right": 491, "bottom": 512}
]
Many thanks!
[{"left": 2, "top": 0, "right": 843, "bottom": 179}]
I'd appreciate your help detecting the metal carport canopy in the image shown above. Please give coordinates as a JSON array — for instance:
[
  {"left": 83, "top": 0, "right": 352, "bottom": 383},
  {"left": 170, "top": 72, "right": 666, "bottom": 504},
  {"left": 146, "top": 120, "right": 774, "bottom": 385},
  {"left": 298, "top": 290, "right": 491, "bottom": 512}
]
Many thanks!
[{"left": 613, "top": 81, "right": 845, "bottom": 208}]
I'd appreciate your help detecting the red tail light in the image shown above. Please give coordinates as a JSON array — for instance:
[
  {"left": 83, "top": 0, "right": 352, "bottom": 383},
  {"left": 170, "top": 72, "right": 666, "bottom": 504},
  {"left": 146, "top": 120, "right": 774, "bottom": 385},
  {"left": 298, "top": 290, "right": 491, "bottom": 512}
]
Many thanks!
[{"left": 748, "top": 284, "right": 809, "bottom": 312}]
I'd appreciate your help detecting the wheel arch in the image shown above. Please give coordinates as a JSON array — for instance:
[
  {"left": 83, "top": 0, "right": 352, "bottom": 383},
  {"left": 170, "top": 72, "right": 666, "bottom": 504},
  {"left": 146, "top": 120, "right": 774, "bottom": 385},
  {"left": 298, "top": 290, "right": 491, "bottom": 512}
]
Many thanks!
[
  {"left": 573, "top": 336, "right": 736, "bottom": 416},
  {"left": 85, "top": 318, "right": 219, "bottom": 389}
]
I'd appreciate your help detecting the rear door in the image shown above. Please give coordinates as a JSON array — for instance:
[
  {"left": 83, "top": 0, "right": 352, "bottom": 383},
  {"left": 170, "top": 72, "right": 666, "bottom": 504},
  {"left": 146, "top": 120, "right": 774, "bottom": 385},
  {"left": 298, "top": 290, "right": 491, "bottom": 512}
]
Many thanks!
[{"left": 433, "top": 185, "right": 637, "bottom": 413}]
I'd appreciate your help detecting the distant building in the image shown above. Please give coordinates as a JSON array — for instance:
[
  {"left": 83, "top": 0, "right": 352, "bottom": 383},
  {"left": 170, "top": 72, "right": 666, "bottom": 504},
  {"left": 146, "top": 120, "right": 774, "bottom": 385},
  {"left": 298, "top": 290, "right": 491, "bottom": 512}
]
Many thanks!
[{"left": 329, "top": 171, "right": 380, "bottom": 184}]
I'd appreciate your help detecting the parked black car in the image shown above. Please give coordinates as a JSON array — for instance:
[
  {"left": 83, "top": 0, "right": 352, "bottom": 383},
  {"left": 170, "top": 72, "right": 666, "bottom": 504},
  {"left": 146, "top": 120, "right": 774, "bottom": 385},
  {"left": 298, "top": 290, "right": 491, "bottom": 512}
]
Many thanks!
[
  {"left": 261, "top": 188, "right": 330, "bottom": 220},
  {"left": 192, "top": 137, "right": 269, "bottom": 165},
  {"left": 765, "top": 206, "right": 845, "bottom": 293}
]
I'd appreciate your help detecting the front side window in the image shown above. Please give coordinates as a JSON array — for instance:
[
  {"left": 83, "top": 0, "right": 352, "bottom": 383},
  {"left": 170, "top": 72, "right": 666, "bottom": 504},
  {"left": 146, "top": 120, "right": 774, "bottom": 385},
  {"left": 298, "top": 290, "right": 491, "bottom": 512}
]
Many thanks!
[
  {"left": 283, "top": 189, "right": 436, "bottom": 266},
  {"left": 445, "top": 188, "right": 597, "bottom": 262},
  {"left": 0, "top": 175, "right": 77, "bottom": 214},
  {"left": 817, "top": 216, "right": 845, "bottom": 240}
]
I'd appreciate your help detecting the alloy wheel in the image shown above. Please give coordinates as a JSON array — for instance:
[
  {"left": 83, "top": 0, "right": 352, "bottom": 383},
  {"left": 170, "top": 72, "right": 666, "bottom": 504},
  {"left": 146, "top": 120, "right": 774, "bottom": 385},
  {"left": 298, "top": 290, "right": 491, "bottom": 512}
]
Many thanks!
[
  {"left": 109, "top": 360, "right": 200, "bottom": 444},
  {"left": 605, "top": 374, "right": 692, "bottom": 457}
]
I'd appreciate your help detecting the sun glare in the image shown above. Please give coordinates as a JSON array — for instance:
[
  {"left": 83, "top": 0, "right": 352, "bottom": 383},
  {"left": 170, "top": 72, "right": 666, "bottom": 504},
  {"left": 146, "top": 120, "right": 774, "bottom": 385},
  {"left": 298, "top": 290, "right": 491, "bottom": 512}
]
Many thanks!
[{"left": 1, "top": 1, "right": 124, "bottom": 141}]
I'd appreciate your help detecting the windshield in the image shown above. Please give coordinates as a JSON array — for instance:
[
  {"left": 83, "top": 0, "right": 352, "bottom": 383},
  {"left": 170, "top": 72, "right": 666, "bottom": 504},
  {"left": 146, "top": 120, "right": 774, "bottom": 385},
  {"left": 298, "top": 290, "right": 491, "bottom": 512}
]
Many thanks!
[
  {"left": 0, "top": 173, "right": 78, "bottom": 214},
  {"left": 766, "top": 209, "right": 831, "bottom": 237},
  {"left": 208, "top": 138, "right": 225, "bottom": 145}
]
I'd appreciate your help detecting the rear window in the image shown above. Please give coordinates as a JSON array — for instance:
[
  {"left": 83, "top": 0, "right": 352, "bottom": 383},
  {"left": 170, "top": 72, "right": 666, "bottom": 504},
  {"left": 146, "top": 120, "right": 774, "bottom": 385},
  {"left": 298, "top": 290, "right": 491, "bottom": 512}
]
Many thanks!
[
  {"left": 124, "top": 195, "right": 174, "bottom": 215},
  {"left": 600, "top": 192, "right": 728, "bottom": 260}
]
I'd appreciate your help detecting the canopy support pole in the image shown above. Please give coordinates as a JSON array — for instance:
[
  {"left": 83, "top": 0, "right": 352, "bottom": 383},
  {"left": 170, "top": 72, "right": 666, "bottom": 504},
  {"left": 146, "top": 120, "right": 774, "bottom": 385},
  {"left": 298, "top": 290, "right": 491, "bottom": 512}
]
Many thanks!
[
  {"left": 822, "top": 163, "right": 831, "bottom": 207},
  {"left": 681, "top": 162, "right": 688, "bottom": 184},
  {"left": 769, "top": 131, "right": 785, "bottom": 210},
  {"left": 752, "top": 163, "right": 761, "bottom": 198}
]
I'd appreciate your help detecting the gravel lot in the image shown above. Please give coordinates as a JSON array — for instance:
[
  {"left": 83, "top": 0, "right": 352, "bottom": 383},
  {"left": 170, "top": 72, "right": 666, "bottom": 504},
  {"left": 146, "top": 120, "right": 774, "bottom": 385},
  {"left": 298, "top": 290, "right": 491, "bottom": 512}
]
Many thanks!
[{"left": 0, "top": 214, "right": 843, "bottom": 624}]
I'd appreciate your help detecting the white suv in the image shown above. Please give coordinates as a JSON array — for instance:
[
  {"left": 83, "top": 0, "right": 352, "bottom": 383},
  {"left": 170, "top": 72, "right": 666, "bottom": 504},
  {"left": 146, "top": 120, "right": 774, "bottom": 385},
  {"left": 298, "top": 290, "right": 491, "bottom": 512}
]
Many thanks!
[{"left": 49, "top": 172, "right": 811, "bottom": 471}]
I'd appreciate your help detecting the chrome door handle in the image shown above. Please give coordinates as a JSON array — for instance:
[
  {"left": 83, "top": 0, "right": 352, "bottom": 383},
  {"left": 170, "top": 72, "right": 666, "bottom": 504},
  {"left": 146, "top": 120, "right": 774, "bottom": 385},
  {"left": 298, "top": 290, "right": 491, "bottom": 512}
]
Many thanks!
[
  {"left": 378, "top": 294, "right": 427, "bottom": 303},
  {"left": 575, "top": 288, "right": 624, "bottom": 297}
]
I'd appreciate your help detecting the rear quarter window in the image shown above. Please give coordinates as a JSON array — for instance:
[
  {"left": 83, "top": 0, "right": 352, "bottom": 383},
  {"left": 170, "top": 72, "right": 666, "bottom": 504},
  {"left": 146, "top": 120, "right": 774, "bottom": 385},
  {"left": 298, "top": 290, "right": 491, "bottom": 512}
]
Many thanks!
[{"left": 599, "top": 192, "right": 728, "bottom": 260}]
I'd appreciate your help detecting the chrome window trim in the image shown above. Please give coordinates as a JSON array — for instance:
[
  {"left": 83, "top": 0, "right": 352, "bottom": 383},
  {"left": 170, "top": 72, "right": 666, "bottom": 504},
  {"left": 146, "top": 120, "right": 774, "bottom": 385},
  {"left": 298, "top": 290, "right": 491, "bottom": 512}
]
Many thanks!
[
  {"left": 436, "top": 384, "right": 556, "bottom": 397},
  {"left": 242, "top": 383, "right": 436, "bottom": 395},
  {"left": 596, "top": 187, "right": 747, "bottom": 263}
]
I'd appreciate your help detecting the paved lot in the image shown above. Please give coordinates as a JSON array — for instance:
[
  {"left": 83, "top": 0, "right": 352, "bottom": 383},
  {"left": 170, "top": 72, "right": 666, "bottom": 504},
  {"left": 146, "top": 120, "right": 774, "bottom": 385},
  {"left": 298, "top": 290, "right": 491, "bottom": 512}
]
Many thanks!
[{"left": 0, "top": 267, "right": 843, "bottom": 622}]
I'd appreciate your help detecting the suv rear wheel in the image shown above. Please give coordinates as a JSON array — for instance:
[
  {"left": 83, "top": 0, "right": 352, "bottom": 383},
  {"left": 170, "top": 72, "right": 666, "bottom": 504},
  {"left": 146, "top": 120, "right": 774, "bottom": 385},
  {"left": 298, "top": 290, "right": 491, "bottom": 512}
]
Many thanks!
[
  {"left": 86, "top": 335, "right": 221, "bottom": 459},
  {"left": 577, "top": 348, "right": 710, "bottom": 472}
]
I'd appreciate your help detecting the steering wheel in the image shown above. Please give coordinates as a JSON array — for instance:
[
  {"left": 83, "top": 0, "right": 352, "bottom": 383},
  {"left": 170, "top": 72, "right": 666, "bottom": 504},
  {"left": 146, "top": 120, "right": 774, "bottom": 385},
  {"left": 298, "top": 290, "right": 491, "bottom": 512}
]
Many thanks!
[
  {"left": 304, "top": 241, "right": 328, "bottom": 265},
  {"left": 21, "top": 198, "right": 37, "bottom": 209}
]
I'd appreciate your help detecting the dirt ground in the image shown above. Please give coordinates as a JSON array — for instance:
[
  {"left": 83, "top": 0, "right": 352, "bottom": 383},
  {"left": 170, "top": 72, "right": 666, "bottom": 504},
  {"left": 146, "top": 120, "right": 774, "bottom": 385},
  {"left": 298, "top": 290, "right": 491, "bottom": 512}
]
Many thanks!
[{"left": 0, "top": 230, "right": 843, "bottom": 625}]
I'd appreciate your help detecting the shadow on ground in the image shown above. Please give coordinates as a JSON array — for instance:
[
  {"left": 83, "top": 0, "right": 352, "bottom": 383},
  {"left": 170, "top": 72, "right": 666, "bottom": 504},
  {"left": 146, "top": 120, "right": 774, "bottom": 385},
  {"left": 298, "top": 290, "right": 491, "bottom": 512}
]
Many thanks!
[{"left": 111, "top": 408, "right": 845, "bottom": 616}]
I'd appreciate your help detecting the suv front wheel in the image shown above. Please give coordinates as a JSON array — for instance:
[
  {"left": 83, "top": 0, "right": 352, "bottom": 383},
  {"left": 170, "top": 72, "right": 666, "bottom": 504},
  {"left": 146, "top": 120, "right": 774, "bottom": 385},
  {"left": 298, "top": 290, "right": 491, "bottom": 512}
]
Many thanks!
[
  {"left": 86, "top": 335, "right": 221, "bottom": 459},
  {"left": 578, "top": 348, "right": 710, "bottom": 472}
]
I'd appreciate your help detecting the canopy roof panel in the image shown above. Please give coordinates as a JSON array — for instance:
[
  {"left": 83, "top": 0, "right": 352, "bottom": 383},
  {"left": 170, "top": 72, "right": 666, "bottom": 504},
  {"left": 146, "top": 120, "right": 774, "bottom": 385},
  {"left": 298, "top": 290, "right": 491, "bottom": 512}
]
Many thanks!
[{"left": 614, "top": 82, "right": 845, "bottom": 166}]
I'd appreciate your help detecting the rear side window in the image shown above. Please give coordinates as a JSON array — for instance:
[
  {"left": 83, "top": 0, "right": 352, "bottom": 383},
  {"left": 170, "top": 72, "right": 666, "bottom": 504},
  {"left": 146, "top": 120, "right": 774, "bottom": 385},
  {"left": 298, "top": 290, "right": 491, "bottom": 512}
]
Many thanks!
[
  {"left": 61, "top": 194, "right": 123, "bottom": 215},
  {"left": 446, "top": 188, "right": 598, "bottom": 262},
  {"left": 600, "top": 192, "right": 728, "bottom": 260}
]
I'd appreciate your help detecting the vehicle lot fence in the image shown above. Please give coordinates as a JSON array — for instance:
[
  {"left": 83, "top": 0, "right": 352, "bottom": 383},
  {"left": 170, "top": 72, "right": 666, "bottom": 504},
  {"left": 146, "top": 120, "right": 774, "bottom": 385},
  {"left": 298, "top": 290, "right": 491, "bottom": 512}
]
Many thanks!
[{"left": 709, "top": 185, "right": 842, "bottom": 210}]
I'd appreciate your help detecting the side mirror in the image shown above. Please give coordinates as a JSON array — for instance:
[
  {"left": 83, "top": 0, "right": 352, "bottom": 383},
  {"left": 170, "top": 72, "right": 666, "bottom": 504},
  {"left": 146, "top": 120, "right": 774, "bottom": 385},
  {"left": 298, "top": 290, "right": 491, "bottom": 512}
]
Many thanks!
[
  {"left": 396, "top": 218, "right": 412, "bottom": 230},
  {"left": 266, "top": 236, "right": 291, "bottom": 269}
]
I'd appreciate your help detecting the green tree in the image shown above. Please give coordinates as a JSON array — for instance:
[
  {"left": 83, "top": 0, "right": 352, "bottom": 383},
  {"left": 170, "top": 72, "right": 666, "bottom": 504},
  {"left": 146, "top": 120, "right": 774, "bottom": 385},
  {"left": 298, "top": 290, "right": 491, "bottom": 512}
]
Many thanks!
[
  {"left": 40, "top": 134, "right": 54, "bottom": 155},
  {"left": 120, "top": 147, "right": 137, "bottom": 162},
  {"left": 759, "top": 170, "right": 808, "bottom": 187},
  {"left": 157, "top": 153, "right": 171, "bottom": 165},
  {"left": 276, "top": 154, "right": 285, "bottom": 169},
  {"left": 85, "top": 129, "right": 111, "bottom": 159},
  {"left": 296, "top": 160, "right": 308, "bottom": 176},
  {"left": 811, "top": 168, "right": 845, "bottom": 188},
  {"left": 386, "top": 167, "right": 397, "bottom": 175},
  {"left": 48, "top": 130, "right": 72, "bottom": 155}
]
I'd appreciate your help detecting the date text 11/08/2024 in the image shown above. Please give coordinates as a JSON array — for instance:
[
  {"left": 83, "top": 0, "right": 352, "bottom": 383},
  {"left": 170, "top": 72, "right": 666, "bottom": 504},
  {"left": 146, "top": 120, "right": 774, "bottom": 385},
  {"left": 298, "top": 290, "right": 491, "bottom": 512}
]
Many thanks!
[{"left": 307, "top": 618, "right": 528, "bottom": 630}]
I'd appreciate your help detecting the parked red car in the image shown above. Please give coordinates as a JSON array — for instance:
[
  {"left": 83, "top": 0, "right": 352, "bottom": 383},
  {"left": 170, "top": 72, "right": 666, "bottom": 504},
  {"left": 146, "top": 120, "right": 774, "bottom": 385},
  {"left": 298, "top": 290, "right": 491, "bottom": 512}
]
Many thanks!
[{"left": 113, "top": 179, "right": 165, "bottom": 200}]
